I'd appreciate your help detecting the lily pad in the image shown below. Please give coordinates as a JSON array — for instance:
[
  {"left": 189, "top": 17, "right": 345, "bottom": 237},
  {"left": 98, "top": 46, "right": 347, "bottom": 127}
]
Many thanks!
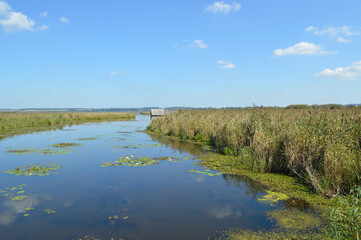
[
  {"left": 45, "top": 209, "right": 56, "bottom": 214},
  {"left": 188, "top": 169, "right": 222, "bottom": 177},
  {"left": 11, "top": 195, "right": 28, "bottom": 201},
  {"left": 49, "top": 143, "right": 83, "bottom": 148},
  {"left": 24, "top": 214, "right": 30, "bottom": 217},
  {"left": 3, "top": 163, "right": 62, "bottom": 176},
  {"left": 101, "top": 156, "right": 158, "bottom": 167},
  {"left": 258, "top": 190, "right": 289, "bottom": 206}
]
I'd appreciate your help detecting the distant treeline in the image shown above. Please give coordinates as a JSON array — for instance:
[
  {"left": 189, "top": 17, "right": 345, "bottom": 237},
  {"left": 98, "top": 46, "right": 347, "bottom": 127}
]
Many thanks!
[
  {"left": 148, "top": 108, "right": 361, "bottom": 196},
  {"left": 286, "top": 104, "right": 361, "bottom": 109}
]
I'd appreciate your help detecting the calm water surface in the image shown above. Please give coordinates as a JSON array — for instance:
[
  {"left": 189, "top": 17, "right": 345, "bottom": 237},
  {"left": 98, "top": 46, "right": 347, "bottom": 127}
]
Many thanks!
[{"left": 0, "top": 115, "right": 307, "bottom": 240}]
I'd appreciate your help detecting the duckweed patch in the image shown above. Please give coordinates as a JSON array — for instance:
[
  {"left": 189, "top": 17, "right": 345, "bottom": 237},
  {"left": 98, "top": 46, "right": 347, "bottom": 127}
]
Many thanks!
[
  {"left": 3, "top": 163, "right": 62, "bottom": 176},
  {"left": 101, "top": 156, "right": 158, "bottom": 167},
  {"left": 258, "top": 191, "right": 290, "bottom": 206},
  {"left": 188, "top": 169, "right": 222, "bottom": 177},
  {"left": 266, "top": 209, "right": 323, "bottom": 230},
  {"left": 49, "top": 143, "right": 83, "bottom": 148},
  {"left": 7, "top": 147, "right": 72, "bottom": 155}
]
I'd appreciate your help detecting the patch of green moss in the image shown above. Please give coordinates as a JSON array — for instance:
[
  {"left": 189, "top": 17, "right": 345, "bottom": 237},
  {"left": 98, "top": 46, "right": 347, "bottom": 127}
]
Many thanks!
[
  {"left": 101, "top": 156, "right": 158, "bottom": 167},
  {"left": 3, "top": 163, "right": 62, "bottom": 176},
  {"left": 49, "top": 143, "right": 83, "bottom": 148}
]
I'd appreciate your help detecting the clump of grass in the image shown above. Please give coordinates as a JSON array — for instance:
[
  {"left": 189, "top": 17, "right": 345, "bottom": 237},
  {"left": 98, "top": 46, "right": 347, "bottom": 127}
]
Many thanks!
[{"left": 148, "top": 108, "right": 361, "bottom": 196}]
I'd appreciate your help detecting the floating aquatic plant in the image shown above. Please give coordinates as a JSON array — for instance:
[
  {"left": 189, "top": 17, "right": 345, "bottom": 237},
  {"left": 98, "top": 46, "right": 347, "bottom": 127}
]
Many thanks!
[
  {"left": 266, "top": 209, "right": 322, "bottom": 230},
  {"left": 49, "top": 143, "right": 83, "bottom": 148},
  {"left": 188, "top": 169, "right": 222, "bottom": 177},
  {"left": 7, "top": 147, "right": 72, "bottom": 155},
  {"left": 258, "top": 190, "right": 289, "bottom": 206},
  {"left": 77, "top": 137, "right": 98, "bottom": 141},
  {"left": 153, "top": 156, "right": 181, "bottom": 162},
  {"left": 11, "top": 195, "right": 28, "bottom": 201},
  {"left": 101, "top": 156, "right": 158, "bottom": 167},
  {"left": 3, "top": 163, "right": 62, "bottom": 176},
  {"left": 45, "top": 209, "right": 56, "bottom": 214}
]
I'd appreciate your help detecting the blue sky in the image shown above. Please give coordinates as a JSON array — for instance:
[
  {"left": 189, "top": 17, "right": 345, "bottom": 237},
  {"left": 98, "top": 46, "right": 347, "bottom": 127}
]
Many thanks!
[{"left": 1, "top": 0, "right": 361, "bottom": 108}]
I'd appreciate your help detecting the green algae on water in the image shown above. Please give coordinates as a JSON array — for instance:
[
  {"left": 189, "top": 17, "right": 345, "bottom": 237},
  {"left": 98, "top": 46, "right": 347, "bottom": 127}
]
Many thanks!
[
  {"left": 188, "top": 169, "right": 222, "bottom": 177},
  {"left": 45, "top": 209, "right": 56, "bottom": 214},
  {"left": 49, "top": 143, "right": 83, "bottom": 148},
  {"left": 3, "top": 163, "right": 62, "bottom": 176},
  {"left": 258, "top": 190, "right": 289, "bottom": 206},
  {"left": 266, "top": 209, "right": 323, "bottom": 230},
  {"left": 101, "top": 156, "right": 158, "bottom": 167}
]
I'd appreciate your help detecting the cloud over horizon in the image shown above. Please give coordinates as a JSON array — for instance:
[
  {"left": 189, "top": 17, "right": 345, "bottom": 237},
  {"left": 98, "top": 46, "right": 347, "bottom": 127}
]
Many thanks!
[
  {"left": 315, "top": 61, "right": 361, "bottom": 81},
  {"left": 274, "top": 42, "right": 336, "bottom": 56},
  {"left": 205, "top": 1, "right": 241, "bottom": 14},
  {"left": 217, "top": 60, "right": 235, "bottom": 69}
]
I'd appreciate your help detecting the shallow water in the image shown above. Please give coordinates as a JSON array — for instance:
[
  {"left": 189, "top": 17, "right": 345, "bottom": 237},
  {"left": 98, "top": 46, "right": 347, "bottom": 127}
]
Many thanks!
[{"left": 0, "top": 115, "right": 311, "bottom": 240}]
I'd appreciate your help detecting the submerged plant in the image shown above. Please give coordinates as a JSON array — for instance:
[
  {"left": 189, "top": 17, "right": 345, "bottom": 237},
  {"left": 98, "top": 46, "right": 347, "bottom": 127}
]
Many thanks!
[
  {"left": 188, "top": 169, "right": 222, "bottom": 177},
  {"left": 77, "top": 137, "right": 98, "bottom": 141},
  {"left": 3, "top": 163, "right": 62, "bottom": 176},
  {"left": 101, "top": 156, "right": 158, "bottom": 167},
  {"left": 49, "top": 143, "right": 83, "bottom": 148}
]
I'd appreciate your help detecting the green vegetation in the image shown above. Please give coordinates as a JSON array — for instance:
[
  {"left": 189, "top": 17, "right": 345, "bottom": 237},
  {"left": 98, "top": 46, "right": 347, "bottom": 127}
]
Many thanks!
[
  {"left": 7, "top": 147, "right": 72, "bottom": 155},
  {"left": 77, "top": 137, "right": 98, "bottom": 141},
  {"left": 0, "top": 112, "right": 135, "bottom": 140},
  {"left": 101, "top": 156, "right": 158, "bottom": 167},
  {"left": 258, "top": 191, "right": 289, "bottom": 206},
  {"left": 148, "top": 108, "right": 361, "bottom": 197},
  {"left": 49, "top": 143, "right": 83, "bottom": 148},
  {"left": 188, "top": 169, "right": 222, "bottom": 176},
  {"left": 3, "top": 163, "right": 62, "bottom": 176}
]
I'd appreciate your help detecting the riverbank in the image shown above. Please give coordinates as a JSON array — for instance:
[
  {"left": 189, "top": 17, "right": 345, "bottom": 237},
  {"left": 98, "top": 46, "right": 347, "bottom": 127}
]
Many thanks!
[
  {"left": 147, "top": 108, "right": 361, "bottom": 196},
  {"left": 0, "top": 112, "right": 135, "bottom": 140},
  {"left": 147, "top": 108, "right": 361, "bottom": 239}
]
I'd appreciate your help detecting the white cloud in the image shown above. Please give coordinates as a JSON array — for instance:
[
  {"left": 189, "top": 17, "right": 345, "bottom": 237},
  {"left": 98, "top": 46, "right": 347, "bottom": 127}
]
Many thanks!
[
  {"left": 273, "top": 42, "right": 336, "bottom": 56},
  {"left": 109, "top": 71, "right": 125, "bottom": 76},
  {"left": 40, "top": 11, "right": 48, "bottom": 17},
  {"left": 305, "top": 25, "right": 360, "bottom": 42},
  {"left": 59, "top": 17, "right": 70, "bottom": 23},
  {"left": 205, "top": 1, "right": 241, "bottom": 14},
  {"left": 337, "top": 37, "right": 352, "bottom": 43},
  {"left": 217, "top": 60, "right": 236, "bottom": 69},
  {"left": 0, "top": 1, "right": 35, "bottom": 32},
  {"left": 37, "top": 24, "right": 49, "bottom": 31},
  {"left": 315, "top": 61, "right": 361, "bottom": 81},
  {"left": 190, "top": 40, "right": 209, "bottom": 49}
]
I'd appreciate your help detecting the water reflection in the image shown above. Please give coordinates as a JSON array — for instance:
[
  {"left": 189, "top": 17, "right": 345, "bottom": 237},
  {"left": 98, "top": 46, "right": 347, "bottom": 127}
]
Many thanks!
[{"left": 0, "top": 196, "right": 39, "bottom": 225}]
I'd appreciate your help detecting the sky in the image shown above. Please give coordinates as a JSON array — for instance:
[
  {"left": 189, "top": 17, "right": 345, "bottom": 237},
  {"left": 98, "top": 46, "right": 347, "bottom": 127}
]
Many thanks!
[{"left": 0, "top": 0, "right": 361, "bottom": 108}]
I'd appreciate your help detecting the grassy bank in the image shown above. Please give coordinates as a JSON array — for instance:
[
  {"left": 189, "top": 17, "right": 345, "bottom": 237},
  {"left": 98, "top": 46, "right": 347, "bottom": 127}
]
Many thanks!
[
  {"left": 0, "top": 112, "right": 135, "bottom": 140},
  {"left": 147, "top": 108, "right": 361, "bottom": 197}
]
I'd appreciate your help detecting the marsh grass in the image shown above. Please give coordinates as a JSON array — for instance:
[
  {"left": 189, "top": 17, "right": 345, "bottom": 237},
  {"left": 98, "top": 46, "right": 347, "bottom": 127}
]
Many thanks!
[
  {"left": 148, "top": 108, "right": 361, "bottom": 196},
  {"left": 0, "top": 112, "right": 135, "bottom": 140}
]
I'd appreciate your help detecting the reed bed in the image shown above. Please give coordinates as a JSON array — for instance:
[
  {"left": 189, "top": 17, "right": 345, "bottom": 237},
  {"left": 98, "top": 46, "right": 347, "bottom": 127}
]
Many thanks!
[
  {"left": 0, "top": 112, "right": 135, "bottom": 139},
  {"left": 148, "top": 108, "right": 361, "bottom": 196}
]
